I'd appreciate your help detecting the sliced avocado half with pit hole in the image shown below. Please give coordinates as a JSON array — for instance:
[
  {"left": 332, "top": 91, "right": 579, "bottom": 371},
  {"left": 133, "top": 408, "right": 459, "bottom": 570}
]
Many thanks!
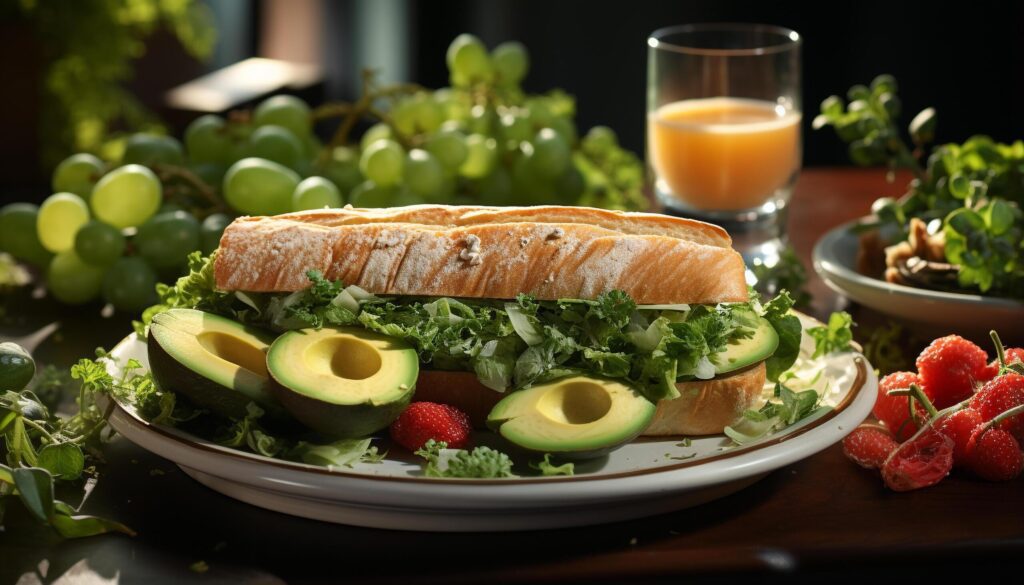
[
  {"left": 147, "top": 308, "right": 283, "bottom": 419},
  {"left": 267, "top": 327, "right": 418, "bottom": 438},
  {"left": 714, "top": 316, "right": 779, "bottom": 375},
  {"left": 486, "top": 376, "right": 656, "bottom": 459}
]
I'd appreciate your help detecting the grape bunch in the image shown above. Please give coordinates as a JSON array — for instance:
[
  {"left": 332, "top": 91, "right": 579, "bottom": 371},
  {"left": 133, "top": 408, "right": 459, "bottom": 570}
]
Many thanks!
[{"left": 0, "top": 34, "right": 647, "bottom": 310}]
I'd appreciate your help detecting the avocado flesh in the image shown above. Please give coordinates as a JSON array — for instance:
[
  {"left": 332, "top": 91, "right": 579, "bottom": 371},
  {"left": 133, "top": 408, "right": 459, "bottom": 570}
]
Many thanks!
[
  {"left": 147, "top": 309, "right": 282, "bottom": 419},
  {"left": 714, "top": 316, "right": 779, "bottom": 375},
  {"left": 267, "top": 327, "right": 418, "bottom": 438},
  {"left": 486, "top": 376, "right": 656, "bottom": 460}
]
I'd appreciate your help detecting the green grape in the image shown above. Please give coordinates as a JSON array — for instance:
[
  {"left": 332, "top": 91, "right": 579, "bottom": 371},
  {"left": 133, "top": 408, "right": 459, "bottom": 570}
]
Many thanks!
[
  {"left": 433, "top": 88, "right": 470, "bottom": 121},
  {"left": 411, "top": 94, "right": 443, "bottom": 133},
  {"left": 439, "top": 119, "right": 468, "bottom": 134},
  {"left": 188, "top": 162, "right": 228, "bottom": 188},
  {"left": 245, "top": 125, "right": 304, "bottom": 168},
  {"left": 37, "top": 193, "right": 90, "bottom": 253},
  {"left": 525, "top": 99, "right": 555, "bottom": 127},
  {"left": 223, "top": 158, "right": 300, "bottom": 215},
  {"left": 548, "top": 116, "right": 578, "bottom": 146},
  {"left": 459, "top": 134, "right": 497, "bottom": 179},
  {"left": 135, "top": 211, "right": 201, "bottom": 270},
  {"left": 159, "top": 202, "right": 186, "bottom": 214},
  {"left": 468, "top": 104, "right": 497, "bottom": 135},
  {"left": 201, "top": 213, "right": 231, "bottom": 254},
  {"left": 90, "top": 164, "right": 162, "bottom": 228},
  {"left": 554, "top": 163, "right": 585, "bottom": 203},
  {"left": 512, "top": 151, "right": 553, "bottom": 205},
  {"left": 500, "top": 110, "right": 532, "bottom": 148},
  {"left": 582, "top": 125, "right": 617, "bottom": 156},
  {"left": 0, "top": 204, "right": 52, "bottom": 267},
  {"left": 302, "top": 133, "right": 322, "bottom": 158},
  {"left": 74, "top": 220, "right": 125, "bottom": 266},
  {"left": 102, "top": 256, "right": 158, "bottom": 312},
  {"left": 528, "top": 128, "right": 571, "bottom": 178},
  {"left": 404, "top": 150, "right": 444, "bottom": 198},
  {"left": 476, "top": 167, "right": 515, "bottom": 206},
  {"left": 447, "top": 34, "right": 493, "bottom": 85},
  {"left": 359, "top": 140, "right": 405, "bottom": 187},
  {"left": 52, "top": 153, "right": 104, "bottom": 201},
  {"left": 184, "top": 114, "right": 232, "bottom": 164},
  {"left": 391, "top": 99, "right": 418, "bottom": 136},
  {"left": 47, "top": 250, "right": 103, "bottom": 305},
  {"left": 392, "top": 189, "right": 427, "bottom": 207},
  {"left": 253, "top": 95, "right": 311, "bottom": 139},
  {"left": 492, "top": 41, "right": 529, "bottom": 86},
  {"left": 122, "top": 133, "right": 185, "bottom": 166},
  {"left": 361, "top": 123, "right": 393, "bottom": 151},
  {"left": 315, "top": 146, "right": 363, "bottom": 194},
  {"left": 349, "top": 181, "right": 397, "bottom": 208},
  {"left": 424, "top": 129, "right": 469, "bottom": 172},
  {"left": 292, "top": 176, "right": 343, "bottom": 211}
]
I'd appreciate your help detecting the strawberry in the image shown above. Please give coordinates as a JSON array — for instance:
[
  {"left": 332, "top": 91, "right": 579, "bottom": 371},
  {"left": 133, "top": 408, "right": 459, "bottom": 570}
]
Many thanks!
[
  {"left": 389, "top": 402, "right": 472, "bottom": 452},
  {"left": 969, "top": 373, "right": 1024, "bottom": 442},
  {"left": 916, "top": 335, "right": 989, "bottom": 408},
  {"left": 881, "top": 427, "right": 954, "bottom": 492},
  {"left": 982, "top": 348, "right": 1024, "bottom": 382},
  {"left": 934, "top": 408, "right": 984, "bottom": 466},
  {"left": 873, "top": 371, "right": 928, "bottom": 441},
  {"left": 965, "top": 427, "right": 1024, "bottom": 481},
  {"left": 842, "top": 425, "right": 898, "bottom": 469}
]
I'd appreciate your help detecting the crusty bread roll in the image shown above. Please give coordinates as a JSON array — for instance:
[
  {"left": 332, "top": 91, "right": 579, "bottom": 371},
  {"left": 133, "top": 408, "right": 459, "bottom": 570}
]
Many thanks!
[
  {"left": 413, "top": 363, "right": 767, "bottom": 436},
  {"left": 215, "top": 206, "right": 748, "bottom": 304}
]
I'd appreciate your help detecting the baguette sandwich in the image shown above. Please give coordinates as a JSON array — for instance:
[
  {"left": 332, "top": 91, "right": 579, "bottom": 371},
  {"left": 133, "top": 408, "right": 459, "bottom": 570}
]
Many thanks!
[{"left": 147, "top": 205, "right": 800, "bottom": 457}]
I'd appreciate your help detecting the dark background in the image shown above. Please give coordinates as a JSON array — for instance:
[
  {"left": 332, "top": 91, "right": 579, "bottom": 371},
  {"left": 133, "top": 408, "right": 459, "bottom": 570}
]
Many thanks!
[{"left": 3, "top": 0, "right": 1024, "bottom": 202}]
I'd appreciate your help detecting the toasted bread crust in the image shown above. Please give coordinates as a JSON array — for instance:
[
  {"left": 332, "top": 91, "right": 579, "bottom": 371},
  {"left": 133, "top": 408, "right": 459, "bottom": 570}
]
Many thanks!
[
  {"left": 276, "top": 205, "right": 733, "bottom": 248},
  {"left": 413, "top": 364, "right": 767, "bottom": 435},
  {"left": 643, "top": 362, "right": 766, "bottom": 436},
  {"left": 214, "top": 207, "right": 748, "bottom": 304}
]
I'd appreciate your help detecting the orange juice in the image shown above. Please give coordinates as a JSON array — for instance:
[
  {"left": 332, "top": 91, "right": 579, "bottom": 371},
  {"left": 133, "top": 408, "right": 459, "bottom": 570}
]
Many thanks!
[{"left": 648, "top": 97, "right": 801, "bottom": 211}]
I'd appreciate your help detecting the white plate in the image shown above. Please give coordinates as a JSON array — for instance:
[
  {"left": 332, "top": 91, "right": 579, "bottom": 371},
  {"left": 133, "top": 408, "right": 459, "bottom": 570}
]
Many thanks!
[
  {"left": 813, "top": 219, "right": 1024, "bottom": 338},
  {"left": 106, "top": 313, "right": 876, "bottom": 531}
]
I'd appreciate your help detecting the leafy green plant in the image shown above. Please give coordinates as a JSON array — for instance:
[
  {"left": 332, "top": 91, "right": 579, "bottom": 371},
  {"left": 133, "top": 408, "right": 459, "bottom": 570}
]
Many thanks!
[
  {"left": 815, "top": 74, "right": 1024, "bottom": 298},
  {"left": 9, "top": 0, "right": 215, "bottom": 167}
]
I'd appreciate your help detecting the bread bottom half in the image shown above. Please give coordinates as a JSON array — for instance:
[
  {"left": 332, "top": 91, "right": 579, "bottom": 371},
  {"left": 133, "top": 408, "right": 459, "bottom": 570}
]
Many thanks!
[{"left": 412, "top": 362, "right": 767, "bottom": 436}]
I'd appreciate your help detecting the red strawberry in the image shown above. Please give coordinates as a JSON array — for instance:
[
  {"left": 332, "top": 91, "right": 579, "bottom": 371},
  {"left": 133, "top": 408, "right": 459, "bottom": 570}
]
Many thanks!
[
  {"left": 389, "top": 402, "right": 472, "bottom": 452},
  {"left": 916, "top": 335, "right": 989, "bottom": 408},
  {"left": 934, "top": 408, "right": 984, "bottom": 466},
  {"left": 965, "top": 427, "right": 1024, "bottom": 481},
  {"left": 881, "top": 427, "right": 954, "bottom": 491},
  {"left": 984, "top": 347, "right": 1024, "bottom": 381},
  {"left": 873, "top": 371, "right": 928, "bottom": 441},
  {"left": 842, "top": 425, "right": 898, "bottom": 469},
  {"left": 969, "top": 373, "right": 1024, "bottom": 442}
]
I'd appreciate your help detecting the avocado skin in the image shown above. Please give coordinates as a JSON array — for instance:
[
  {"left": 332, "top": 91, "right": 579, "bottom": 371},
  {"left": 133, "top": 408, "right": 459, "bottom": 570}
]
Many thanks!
[
  {"left": 267, "top": 376, "right": 414, "bottom": 438},
  {"left": 147, "top": 328, "right": 286, "bottom": 420}
]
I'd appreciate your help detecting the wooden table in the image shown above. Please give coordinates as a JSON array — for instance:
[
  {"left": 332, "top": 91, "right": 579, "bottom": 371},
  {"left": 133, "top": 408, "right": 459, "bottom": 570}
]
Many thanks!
[{"left": 1, "top": 168, "right": 1021, "bottom": 584}]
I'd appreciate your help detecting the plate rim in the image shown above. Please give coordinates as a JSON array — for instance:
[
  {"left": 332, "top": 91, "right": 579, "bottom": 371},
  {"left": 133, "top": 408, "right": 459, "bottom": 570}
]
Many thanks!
[
  {"left": 813, "top": 218, "right": 1024, "bottom": 309},
  {"left": 106, "top": 314, "right": 872, "bottom": 486}
]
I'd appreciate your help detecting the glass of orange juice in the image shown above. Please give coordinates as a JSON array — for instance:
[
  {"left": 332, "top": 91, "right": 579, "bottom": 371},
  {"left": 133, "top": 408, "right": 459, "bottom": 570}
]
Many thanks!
[{"left": 647, "top": 24, "right": 801, "bottom": 264}]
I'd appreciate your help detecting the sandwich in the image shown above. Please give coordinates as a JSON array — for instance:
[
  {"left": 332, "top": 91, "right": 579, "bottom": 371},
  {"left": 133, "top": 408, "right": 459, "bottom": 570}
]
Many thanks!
[{"left": 146, "top": 205, "right": 800, "bottom": 458}]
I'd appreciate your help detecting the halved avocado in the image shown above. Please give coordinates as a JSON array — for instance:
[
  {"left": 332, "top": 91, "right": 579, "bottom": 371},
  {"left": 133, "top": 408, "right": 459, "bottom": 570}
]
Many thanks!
[
  {"left": 148, "top": 309, "right": 282, "bottom": 418},
  {"left": 267, "top": 327, "right": 418, "bottom": 438},
  {"left": 486, "top": 376, "right": 656, "bottom": 460},
  {"left": 714, "top": 316, "right": 779, "bottom": 375}
]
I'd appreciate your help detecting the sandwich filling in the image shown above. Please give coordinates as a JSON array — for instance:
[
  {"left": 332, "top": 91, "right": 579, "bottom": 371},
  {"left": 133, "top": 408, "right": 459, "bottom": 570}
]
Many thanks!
[{"left": 143, "top": 252, "right": 800, "bottom": 403}]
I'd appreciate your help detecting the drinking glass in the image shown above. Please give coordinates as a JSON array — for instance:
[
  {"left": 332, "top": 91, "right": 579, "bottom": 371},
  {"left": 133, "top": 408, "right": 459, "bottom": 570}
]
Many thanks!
[{"left": 647, "top": 23, "right": 801, "bottom": 265}]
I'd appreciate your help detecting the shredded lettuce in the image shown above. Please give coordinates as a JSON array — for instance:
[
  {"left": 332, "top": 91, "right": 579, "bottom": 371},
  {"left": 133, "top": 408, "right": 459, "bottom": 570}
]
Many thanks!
[{"left": 145, "top": 257, "right": 802, "bottom": 403}]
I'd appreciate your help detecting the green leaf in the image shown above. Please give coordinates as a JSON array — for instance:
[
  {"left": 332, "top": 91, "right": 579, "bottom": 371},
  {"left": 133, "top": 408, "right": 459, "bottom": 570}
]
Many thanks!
[
  {"left": 807, "top": 311, "right": 855, "bottom": 358},
  {"left": 764, "top": 313, "right": 801, "bottom": 382},
  {"left": 948, "top": 174, "right": 971, "bottom": 199},
  {"left": 50, "top": 510, "right": 136, "bottom": 538},
  {"left": 38, "top": 443, "right": 85, "bottom": 480},
  {"left": 530, "top": 454, "right": 574, "bottom": 476},
  {"left": 984, "top": 200, "right": 1015, "bottom": 235},
  {"left": 415, "top": 439, "right": 516, "bottom": 478},
  {"left": 909, "top": 107, "right": 937, "bottom": 144},
  {"left": 12, "top": 467, "right": 55, "bottom": 523}
]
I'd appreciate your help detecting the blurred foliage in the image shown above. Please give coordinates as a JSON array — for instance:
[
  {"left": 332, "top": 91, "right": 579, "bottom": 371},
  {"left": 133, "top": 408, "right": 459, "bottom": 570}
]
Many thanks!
[{"left": 8, "top": 0, "right": 215, "bottom": 167}]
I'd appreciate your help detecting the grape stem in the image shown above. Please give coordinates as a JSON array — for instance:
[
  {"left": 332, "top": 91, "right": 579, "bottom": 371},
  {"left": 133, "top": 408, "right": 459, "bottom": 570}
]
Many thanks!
[
  {"left": 151, "top": 164, "right": 227, "bottom": 213},
  {"left": 317, "top": 69, "right": 425, "bottom": 161}
]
